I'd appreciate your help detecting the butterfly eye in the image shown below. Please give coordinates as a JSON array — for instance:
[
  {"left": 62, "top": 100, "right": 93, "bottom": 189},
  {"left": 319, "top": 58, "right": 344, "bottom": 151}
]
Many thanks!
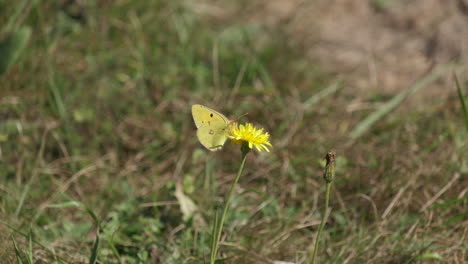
[{"left": 210, "top": 113, "right": 213, "bottom": 117}]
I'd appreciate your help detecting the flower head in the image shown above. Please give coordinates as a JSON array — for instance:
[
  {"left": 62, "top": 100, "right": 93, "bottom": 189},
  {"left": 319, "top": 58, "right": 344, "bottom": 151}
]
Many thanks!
[{"left": 228, "top": 123, "right": 272, "bottom": 152}]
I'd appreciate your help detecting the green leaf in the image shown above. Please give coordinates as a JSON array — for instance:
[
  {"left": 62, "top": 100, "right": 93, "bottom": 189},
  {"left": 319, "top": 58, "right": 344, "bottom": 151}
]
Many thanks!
[{"left": 0, "top": 26, "right": 31, "bottom": 75}]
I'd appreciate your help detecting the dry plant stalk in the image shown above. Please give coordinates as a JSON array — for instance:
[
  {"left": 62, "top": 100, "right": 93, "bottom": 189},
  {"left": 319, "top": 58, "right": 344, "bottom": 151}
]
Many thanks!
[{"left": 310, "top": 151, "right": 336, "bottom": 264}]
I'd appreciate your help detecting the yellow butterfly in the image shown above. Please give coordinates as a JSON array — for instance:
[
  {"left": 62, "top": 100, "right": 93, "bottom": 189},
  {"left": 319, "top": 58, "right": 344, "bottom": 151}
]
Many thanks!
[{"left": 191, "top": 104, "right": 232, "bottom": 151}]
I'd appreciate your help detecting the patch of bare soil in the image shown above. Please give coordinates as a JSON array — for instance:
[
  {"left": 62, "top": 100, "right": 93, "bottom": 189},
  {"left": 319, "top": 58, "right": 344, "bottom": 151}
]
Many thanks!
[{"left": 206, "top": 0, "right": 468, "bottom": 100}]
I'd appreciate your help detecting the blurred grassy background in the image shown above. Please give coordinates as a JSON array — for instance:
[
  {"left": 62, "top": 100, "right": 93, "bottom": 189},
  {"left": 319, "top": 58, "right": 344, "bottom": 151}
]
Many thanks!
[{"left": 0, "top": 0, "right": 467, "bottom": 263}]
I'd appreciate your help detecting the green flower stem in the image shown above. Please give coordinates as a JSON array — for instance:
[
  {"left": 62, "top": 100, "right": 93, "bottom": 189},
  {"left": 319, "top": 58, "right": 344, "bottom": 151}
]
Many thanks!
[
  {"left": 310, "top": 181, "right": 331, "bottom": 264},
  {"left": 311, "top": 151, "right": 336, "bottom": 264},
  {"left": 210, "top": 146, "right": 250, "bottom": 264}
]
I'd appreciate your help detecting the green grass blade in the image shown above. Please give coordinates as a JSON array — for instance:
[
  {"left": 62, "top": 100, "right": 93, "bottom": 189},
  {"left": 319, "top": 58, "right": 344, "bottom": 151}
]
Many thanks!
[
  {"left": 12, "top": 238, "right": 24, "bottom": 264},
  {"left": 83, "top": 205, "right": 100, "bottom": 227},
  {"left": 105, "top": 232, "right": 121, "bottom": 261},
  {"left": 46, "top": 201, "right": 83, "bottom": 209},
  {"left": 81, "top": 203, "right": 100, "bottom": 264},
  {"left": 350, "top": 63, "right": 454, "bottom": 140},
  {"left": 88, "top": 229, "right": 100, "bottom": 264},
  {"left": 303, "top": 81, "right": 343, "bottom": 109},
  {"left": 47, "top": 56, "right": 67, "bottom": 120},
  {"left": 27, "top": 231, "right": 33, "bottom": 264},
  {"left": 454, "top": 73, "right": 468, "bottom": 132},
  {"left": 431, "top": 196, "right": 467, "bottom": 209},
  {"left": 444, "top": 211, "right": 468, "bottom": 226},
  {"left": 0, "top": 26, "right": 31, "bottom": 75},
  {"left": 414, "top": 252, "right": 443, "bottom": 261}
]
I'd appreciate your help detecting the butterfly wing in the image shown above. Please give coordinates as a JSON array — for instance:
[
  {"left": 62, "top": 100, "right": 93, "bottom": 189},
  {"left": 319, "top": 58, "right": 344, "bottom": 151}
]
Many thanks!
[
  {"left": 196, "top": 121, "right": 229, "bottom": 151},
  {"left": 191, "top": 104, "right": 230, "bottom": 128},
  {"left": 192, "top": 104, "right": 230, "bottom": 151}
]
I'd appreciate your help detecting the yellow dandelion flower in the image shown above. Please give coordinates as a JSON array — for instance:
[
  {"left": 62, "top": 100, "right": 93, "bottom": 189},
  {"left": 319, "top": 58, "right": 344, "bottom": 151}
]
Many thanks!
[{"left": 228, "top": 123, "right": 272, "bottom": 152}]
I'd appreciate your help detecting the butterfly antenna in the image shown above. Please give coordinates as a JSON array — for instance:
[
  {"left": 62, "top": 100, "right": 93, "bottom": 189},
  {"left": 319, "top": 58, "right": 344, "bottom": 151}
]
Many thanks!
[{"left": 233, "top": 112, "right": 249, "bottom": 123}]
